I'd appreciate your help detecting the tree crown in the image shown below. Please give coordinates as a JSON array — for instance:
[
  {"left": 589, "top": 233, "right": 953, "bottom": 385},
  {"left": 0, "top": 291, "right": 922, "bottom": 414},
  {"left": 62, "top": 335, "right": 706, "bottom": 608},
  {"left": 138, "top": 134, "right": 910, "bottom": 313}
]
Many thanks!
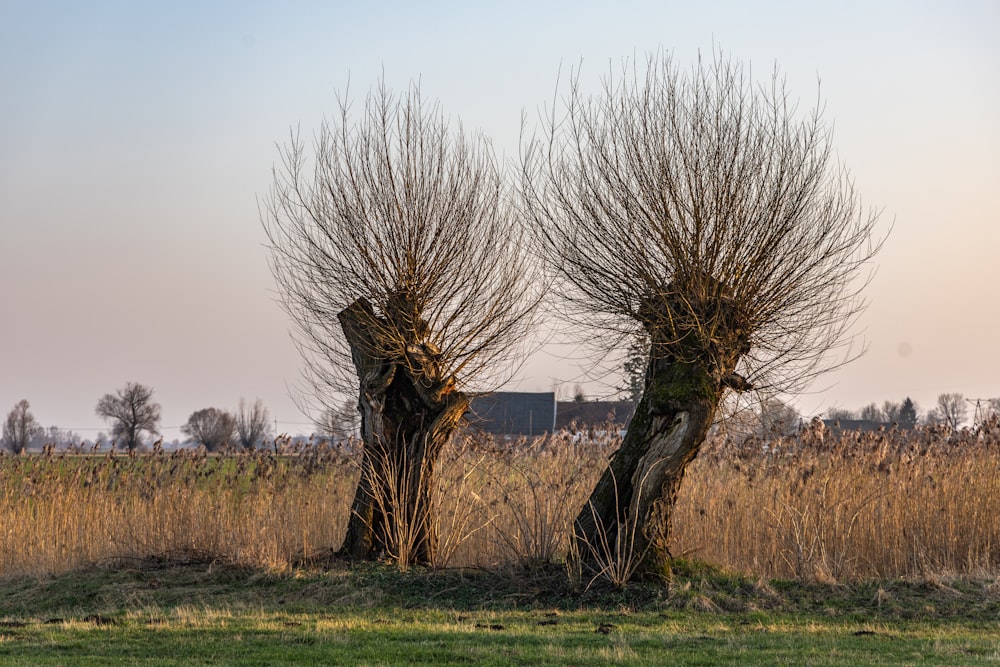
[
  {"left": 264, "top": 82, "right": 542, "bottom": 417},
  {"left": 522, "top": 51, "right": 882, "bottom": 394},
  {"left": 95, "top": 382, "right": 161, "bottom": 450}
]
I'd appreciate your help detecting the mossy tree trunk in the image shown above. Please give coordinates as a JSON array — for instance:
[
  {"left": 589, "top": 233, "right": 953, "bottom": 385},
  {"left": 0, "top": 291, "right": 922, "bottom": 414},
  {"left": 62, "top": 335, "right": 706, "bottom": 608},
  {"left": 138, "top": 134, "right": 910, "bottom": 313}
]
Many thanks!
[
  {"left": 337, "top": 299, "right": 468, "bottom": 566},
  {"left": 573, "top": 281, "right": 751, "bottom": 580}
]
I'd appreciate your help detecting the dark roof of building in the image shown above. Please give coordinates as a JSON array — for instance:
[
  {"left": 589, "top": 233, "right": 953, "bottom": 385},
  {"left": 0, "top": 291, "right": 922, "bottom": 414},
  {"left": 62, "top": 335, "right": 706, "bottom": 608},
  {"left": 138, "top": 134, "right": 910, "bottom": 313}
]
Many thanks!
[
  {"left": 555, "top": 401, "right": 635, "bottom": 429},
  {"left": 821, "top": 419, "right": 886, "bottom": 433},
  {"left": 466, "top": 392, "right": 556, "bottom": 437}
]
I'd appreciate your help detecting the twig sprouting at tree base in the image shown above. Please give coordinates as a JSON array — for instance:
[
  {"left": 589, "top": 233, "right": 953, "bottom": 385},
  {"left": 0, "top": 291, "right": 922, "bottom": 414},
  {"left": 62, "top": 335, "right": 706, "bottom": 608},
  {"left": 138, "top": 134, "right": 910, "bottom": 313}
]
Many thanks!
[{"left": 522, "top": 51, "right": 882, "bottom": 581}]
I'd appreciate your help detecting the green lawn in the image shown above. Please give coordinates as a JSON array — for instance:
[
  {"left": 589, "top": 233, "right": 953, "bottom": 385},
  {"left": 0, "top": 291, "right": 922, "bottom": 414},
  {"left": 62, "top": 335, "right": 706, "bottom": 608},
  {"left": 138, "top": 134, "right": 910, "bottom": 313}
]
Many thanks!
[{"left": 0, "top": 560, "right": 997, "bottom": 665}]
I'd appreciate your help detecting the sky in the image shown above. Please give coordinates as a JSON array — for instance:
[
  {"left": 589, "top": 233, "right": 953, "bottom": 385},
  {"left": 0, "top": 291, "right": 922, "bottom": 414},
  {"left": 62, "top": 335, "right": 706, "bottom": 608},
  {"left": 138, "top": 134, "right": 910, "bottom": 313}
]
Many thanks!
[{"left": 1, "top": 0, "right": 998, "bottom": 440}]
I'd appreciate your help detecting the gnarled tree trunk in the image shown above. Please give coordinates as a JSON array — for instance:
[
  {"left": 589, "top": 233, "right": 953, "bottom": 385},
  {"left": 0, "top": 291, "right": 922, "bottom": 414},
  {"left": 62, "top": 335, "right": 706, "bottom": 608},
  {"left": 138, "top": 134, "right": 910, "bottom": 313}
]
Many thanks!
[
  {"left": 573, "top": 357, "right": 722, "bottom": 577},
  {"left": 338, "top": 299, "right": 468, "bottom": 566},
  {"left": 573, "top": 281, "right": 750, "bottom": 580}
]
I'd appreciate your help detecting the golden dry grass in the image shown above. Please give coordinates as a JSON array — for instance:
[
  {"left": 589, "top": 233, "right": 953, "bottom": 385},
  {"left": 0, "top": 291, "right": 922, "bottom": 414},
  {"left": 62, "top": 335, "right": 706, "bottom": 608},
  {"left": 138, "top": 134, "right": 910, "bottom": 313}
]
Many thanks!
[
  {"left": 2, "top": 420, "right": 998, "bottom": 582},
  {"left": 672, "top": 418, "right": 1000, "bottom": 582},
  {"left": 0, "top": 440, "right": 356, "bottom": 577},
  {"left": 432, "top": 430, "right": 614, "bottom": 570}
]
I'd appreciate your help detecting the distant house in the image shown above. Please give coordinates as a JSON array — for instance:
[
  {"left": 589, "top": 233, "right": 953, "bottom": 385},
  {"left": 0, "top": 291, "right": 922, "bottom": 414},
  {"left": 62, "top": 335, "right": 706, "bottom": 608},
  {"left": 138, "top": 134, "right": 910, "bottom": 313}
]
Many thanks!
[
  {"left": 821, "top": 419, "right": 884, "bottom": 434},
  {"left": 555, "top": 401, "right": 635, "bottom": 430},
  {"left": 466, "top": 392, "right": 556, "bottom": 437}
]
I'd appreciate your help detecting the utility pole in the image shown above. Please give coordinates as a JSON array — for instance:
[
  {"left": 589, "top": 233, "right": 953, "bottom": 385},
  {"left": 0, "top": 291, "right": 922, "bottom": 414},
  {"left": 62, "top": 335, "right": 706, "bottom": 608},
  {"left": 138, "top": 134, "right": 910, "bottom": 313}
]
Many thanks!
[{"left": 968, "top": 398, "right": 989, "bottom": 427}]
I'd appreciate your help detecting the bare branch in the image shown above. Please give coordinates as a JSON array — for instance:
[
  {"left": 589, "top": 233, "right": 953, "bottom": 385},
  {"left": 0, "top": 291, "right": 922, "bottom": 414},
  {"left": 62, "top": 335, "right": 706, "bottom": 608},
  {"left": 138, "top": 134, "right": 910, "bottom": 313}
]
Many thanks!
[
  {"left": 264, "top": 83, "right": 542, "bottom": 418},
  {"left": 522, "top": 51, "right": 883, "bottom": 395}
]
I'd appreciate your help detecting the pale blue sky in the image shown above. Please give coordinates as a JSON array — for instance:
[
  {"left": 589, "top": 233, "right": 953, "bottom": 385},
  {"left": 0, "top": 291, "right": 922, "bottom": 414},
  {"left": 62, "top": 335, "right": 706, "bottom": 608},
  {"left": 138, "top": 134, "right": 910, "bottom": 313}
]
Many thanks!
[{"left": 1, "top": 0, "right": 997, "bottom": 439}]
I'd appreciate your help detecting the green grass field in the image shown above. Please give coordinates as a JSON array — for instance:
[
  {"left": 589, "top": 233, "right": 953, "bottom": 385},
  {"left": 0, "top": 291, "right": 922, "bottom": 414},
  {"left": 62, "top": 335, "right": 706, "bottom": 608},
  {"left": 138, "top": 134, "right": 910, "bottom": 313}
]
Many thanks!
[{"left": 1, "top": 559, "right": 997, "bottom": 665}]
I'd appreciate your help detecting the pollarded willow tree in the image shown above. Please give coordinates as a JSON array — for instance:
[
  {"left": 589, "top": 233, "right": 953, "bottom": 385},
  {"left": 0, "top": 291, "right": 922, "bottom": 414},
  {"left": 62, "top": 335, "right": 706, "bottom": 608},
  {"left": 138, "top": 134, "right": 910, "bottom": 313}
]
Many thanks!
[
  {"left": 235, "top": 398, "right": 271, "bottom": 450},
  {"left": 264, "top": 82, "right": 540, "bottom": 566},
  {"left": 522, "top": 53, "right": 882, "bottom": 579}
]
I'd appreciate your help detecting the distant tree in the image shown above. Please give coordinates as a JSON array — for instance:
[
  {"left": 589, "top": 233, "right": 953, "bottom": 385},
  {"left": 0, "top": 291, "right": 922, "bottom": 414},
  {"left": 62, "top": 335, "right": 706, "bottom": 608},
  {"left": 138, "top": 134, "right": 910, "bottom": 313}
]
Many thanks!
[
  {"left": 182, "top": 408, "right": 236, "bottom": 452},
  {"left": 759, "top": 398, "right": 799, "bottom": 438},
  {"left": 859, "top": 403, "right": 884, "bottom": 423},
  {"left": 898, "top": 397, "right": 918, "bottom": 429},
  {"left": 572, "top": 384, "right": 586, "bottom": 402},
  {"left": 316, "top": 398, "right": 361, "bottom": 440},
  {"left": 715, "top": 397, "right": 799, "bottom": 442},
  {"left": 31, "top": 426, "right": 80, "bottom": 450},
  {"left": 3, "top": 400, "right": 42, "bottom": 454},
  {"left": 935, "top": 393, "right": 967, "bottom": 430},
  {"left": 522, "top": 51, "right": 881, "bottom": 578},
  {"left": 235, "top": 398, "right": 270, "bottom": 450},
  {"left": 95, "top": 382, "right": 161, "bottom": 451},
  {"left": 881, "top": 400, "right": 902, "bottom": 425},
  {"left": 826, "top": 407, "right": 856, "bottom": 422}
]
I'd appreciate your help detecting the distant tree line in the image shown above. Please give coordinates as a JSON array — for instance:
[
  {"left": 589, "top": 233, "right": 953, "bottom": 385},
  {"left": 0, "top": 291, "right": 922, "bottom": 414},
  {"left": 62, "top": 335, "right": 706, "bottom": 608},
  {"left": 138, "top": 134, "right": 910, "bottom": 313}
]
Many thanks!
[
  {"left": 826, "top": 393, "right": 1000, "bottom": 431},
  {"left": 5, "top": 387, "right": 997, "bottom": 455},
  {"left": 2, "top": 386, "right": 275, "bottom": 453}
]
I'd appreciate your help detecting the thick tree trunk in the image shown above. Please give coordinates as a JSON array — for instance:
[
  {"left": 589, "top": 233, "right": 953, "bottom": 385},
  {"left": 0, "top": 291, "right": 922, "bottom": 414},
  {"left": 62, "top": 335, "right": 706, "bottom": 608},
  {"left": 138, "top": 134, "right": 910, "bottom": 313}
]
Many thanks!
[
  {"left": 573, "top": 355, "right": 722, "bottom": 579},
  {"left": 574, "top": 275, "right": 751, "bottom": 582},
  {"left": 337, "top": 299, "right": 468, "bottom": 566}
]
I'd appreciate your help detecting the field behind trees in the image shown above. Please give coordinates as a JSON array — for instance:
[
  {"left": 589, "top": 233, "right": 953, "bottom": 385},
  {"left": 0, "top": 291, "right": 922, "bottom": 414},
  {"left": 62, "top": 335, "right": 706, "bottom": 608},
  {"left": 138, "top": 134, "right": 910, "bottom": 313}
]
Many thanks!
[{"left": 3, "top": 421, "right": 999, "bottom": 585}]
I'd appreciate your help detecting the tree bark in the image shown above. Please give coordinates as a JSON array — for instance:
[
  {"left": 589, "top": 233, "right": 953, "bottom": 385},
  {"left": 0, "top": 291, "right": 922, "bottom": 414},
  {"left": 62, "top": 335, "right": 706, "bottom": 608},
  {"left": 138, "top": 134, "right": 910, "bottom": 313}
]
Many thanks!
[
  {"left": 573, "top": 355, "right": 721, "bottom": 578},
  {"left": 573, "top": 279, "right": 750, "bottom": 581},
  {"left": 337, "top": 299, "right": 468, "bottom": 566}
]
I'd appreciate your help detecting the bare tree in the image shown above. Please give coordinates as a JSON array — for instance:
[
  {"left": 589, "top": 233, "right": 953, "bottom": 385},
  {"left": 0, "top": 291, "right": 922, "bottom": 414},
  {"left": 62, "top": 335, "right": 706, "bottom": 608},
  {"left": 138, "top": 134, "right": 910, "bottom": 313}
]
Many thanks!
[
  {"left": 182, "top": 407, "right": 237, "bottom": 451},
  {"left": 95, "top": 382, "right": 161, "bottom": 451},
  {"left": 717, "top": 395, "right": 799, "bottom": 441},
  {"left": 522, "top": 52, "right": 881, "bottom": 579},
  {"left": 316, "top": 399, "right": 360, "bottom": 440},
  {"left": 3, "top": 400, "right": 42, "bottom": 454},
  {"left": 263, "top": 81, "right": 540, "bottom": 565},
  {"left": 759, "top": 398, "right": 800, "bottom": 438},
  {"left": 881, "top": 400, "right": 902, "bottom": 425},
  {"left": 826, "top": 408, "right": 856, "bottom": 423},
  {"left": 31, "top": 426, "right": 80, "bottom": 450},
  {"left": 859, "top": 403, "right": 884, "bottom": 423},
  {"left": 235, "top": 398, "right": 270, "bottom": 449},
  {"left": 934, "top": 392, "right": 967, "bottom": 430}
]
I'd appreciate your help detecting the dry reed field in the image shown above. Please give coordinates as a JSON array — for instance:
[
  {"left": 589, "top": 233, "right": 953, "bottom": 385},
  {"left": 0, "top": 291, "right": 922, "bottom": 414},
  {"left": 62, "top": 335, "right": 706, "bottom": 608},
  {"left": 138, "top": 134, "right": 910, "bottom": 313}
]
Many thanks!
[
  {"left": 673, "top": 417, "right": 1000, "bottom": 582},
  {"left": 2, "top": 420, "right": 999, "bottom": 583},
  {"left": 0, "top": 440, "right": 357, "bottom": 578}
]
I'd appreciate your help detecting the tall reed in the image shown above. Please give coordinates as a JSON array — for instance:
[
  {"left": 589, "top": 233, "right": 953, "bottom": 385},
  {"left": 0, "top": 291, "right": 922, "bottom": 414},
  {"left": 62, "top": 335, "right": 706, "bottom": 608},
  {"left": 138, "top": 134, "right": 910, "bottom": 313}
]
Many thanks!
[
  {"left": 2, "top": 421, "right": 998, "bottom": 582},
  {"left": 671, "top": 419, "right": 1000, "bottom": 581},
  {"left": 0, "top": 441, "right": 357, "bottom": 577}
]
